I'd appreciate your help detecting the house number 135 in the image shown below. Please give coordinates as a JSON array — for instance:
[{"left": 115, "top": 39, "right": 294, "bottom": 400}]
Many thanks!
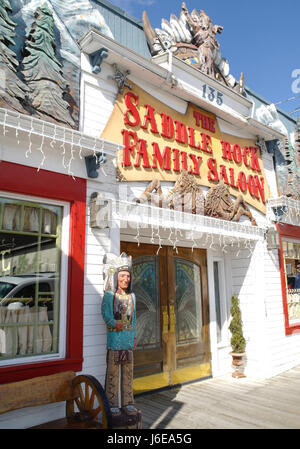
[{"left": 202, "top": 84, "right": 223, "bottom": 106}]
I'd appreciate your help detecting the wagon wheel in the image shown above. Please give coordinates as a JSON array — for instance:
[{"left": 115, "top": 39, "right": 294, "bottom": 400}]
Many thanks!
[{"left": 66, "top": 375, "right": 112, "bottom": 428}]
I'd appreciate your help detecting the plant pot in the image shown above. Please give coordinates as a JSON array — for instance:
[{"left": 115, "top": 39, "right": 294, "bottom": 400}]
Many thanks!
[{"left": 229, "top": 352, "right": 246, "bottom": 378}]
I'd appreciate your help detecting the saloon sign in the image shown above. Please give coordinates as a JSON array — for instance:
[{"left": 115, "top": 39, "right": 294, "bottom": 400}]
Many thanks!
[{"left": 101, "top": 82, "right": 270, "bottom": 213}]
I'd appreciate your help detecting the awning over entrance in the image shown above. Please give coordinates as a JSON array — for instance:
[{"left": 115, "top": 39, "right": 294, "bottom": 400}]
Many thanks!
[{"left": 90, "top": 195, "right": 266, "bottom": 252}]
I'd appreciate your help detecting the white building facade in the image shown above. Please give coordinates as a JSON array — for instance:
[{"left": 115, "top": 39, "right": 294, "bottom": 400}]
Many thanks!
[{"left": 0, "top": 0, "right": 299, "bottom": 428}]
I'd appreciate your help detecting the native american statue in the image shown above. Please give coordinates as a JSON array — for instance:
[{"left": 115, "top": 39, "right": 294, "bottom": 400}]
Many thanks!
[
  {"left": 142, "top": 2, "right": 244, "bottom": 92},
  {"left": 101, "top": 252, "right": 138, "bottom": 419},
  {"left": 204, "top": 182, "right": 257, "bottom": 226},
  {"left": 136, "top": 170, "right": 205, "bottom": 215},
  {"left": 137, "top": 172, "right": 257, "bottom": 226}
]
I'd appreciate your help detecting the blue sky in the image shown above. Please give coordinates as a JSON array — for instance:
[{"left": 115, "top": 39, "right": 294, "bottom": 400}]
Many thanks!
[{"left": 109, "top": 0, "right": 300, "bottom": 118}]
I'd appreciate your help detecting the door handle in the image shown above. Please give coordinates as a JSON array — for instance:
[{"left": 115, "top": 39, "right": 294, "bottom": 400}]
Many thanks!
[
  {"left": 162, "top": 306, "right": 169, "bottom": 335},
  {"left": 169, "top": 305, "right": 176, "bottom": 333}
]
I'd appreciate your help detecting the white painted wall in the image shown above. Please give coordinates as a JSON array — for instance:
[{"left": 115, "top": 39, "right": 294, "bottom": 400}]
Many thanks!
[{"left": 80, "top": 166, "right": 120, "bottom": 387}]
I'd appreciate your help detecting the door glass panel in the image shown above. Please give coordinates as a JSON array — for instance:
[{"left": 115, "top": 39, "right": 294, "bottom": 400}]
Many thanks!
[
  {"left": 174, "top": 258, "right": 202, "bottom": 345},
  {"left": 213, "top": 261, "right": 222, "bottom": 343},
  {"left": 132, "top": 257, "right": 160, "bottom": 350}
]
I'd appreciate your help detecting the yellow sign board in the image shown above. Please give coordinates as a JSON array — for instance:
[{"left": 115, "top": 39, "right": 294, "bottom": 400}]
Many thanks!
[{"left": 101, "top": 82, "right": 270, "bottom": 213}]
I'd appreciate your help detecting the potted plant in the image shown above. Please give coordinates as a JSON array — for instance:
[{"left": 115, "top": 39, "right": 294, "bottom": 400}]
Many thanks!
[{"left": 229, "top": 294, "right": 246, "bottom": 378}]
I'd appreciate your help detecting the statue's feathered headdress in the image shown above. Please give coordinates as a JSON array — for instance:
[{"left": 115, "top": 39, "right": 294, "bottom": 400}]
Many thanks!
[{"left": 103, "top": 252, "right": 133, "bottom": 293}]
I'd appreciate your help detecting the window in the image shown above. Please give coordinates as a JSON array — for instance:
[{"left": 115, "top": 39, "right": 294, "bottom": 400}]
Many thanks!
[
  {"left": 0, "top": 161, "right": 86, "bottom": 383},
  {"left": 278, "top": 223, "right": 300, "bottom": 335},
  {"left": 0, "top": 195, "right": 67, "bottom": 364}
]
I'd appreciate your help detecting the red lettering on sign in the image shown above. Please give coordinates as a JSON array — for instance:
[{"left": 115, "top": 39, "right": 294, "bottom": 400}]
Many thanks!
[
  {"left": 242, "top": 147, "right": 250, "bottom": 168},
  {"left": 181, "top": 151, "right": 188, "bottom": 171},
  {"left": 254, "top": 175, "right": 265, "bottom": 203},
  {"left": 152, "top": 143, "right": 171, "bottom": 170},
  {"left": 201, "top": 133, "right": 213, "bottom": 153},
  {"left": 220, "top": 165, "right": 229, "bottom": 184},
  {"left": 247, "top": 174, "right": 256, "bottom": 197},
  {"left": 189, "top": 154, "right": 203, "bottom": 176},
  {"left": 121, "top": 129, "right": 137, "bottom": 166},
  {"left": 134, "top": 138, "right": 151, "bottom": 168},
  {"left": 141, "top": 104, "right": 159, "bottom": 134},
  {"left": 238, "top": 171, "right": 247, "bottom": 192},
  {"left": 250, "top": 147, "right": 261, "bottom": 172},
  {"left": 229, "top": 168, "right": 238, "bottom": 189},
  {"left": 172, "top": 148, "right": 180, "bottom": 172},
  {"left": 187, "top": 127, "right": 201, "bottom": 150},
  {"left": 175, "top": 121, "right": 188, "bottom": 145},
  {"left": 119, "top": 91, "right": 267, "bottom": 206},
  {"left": 221, "top": 140, "right": 233, "bottom": 161},
  {"left": 207, "top": 158, "right": 219, "bottom": 181},
  {"left": 160, "top": 113, "right": 174, "bottom": 139},
  {"left": 193, "top": 110, "right": 216, "bottom": 133},
  {"left": 232, "top": 144, "right": 242, "bottom": 164},
  {"left": 124, "top": 92, "right": 140, "bottom": 127}
]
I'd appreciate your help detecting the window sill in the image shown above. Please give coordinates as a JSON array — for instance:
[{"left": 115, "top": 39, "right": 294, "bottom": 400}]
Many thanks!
[{"left": 0, "top": 357, "right": 83, "bottom": 384}]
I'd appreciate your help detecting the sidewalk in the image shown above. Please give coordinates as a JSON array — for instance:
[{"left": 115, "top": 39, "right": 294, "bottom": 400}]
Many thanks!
[{"left": 134, "top": 365, "right": 300, "bottom": 429}]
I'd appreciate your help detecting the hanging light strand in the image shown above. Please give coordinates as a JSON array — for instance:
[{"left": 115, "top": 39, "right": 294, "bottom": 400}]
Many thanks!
[
  {"left": 37, "top": 122, "right": 46, "bottom": 171},
  {"left": 26, "top": 116, "right": 34, "bottom": 158}
]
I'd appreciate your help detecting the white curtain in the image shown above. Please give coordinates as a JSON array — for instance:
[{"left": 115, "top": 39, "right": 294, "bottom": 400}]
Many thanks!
[
  {"left": 24, "top": 207, "right": 39, "bottom": 233},
  {"left": 2, "top": 205, "right": 20, "bottom": 231},
  {"left": 43, "top": 209, "right": 57, "bottom": 235},
  {"left": 0, "top": 304, "right": 52, "bottom": 356}
]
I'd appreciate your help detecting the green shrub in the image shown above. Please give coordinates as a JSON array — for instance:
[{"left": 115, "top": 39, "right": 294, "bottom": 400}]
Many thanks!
[{"left": 229, "top": 294, "right": 246, "bottom": 353}]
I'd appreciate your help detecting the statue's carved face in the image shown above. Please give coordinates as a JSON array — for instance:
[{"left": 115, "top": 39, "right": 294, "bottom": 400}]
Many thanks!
[
  {"left": 118, "top": 271, "right": 131, "bottom": 291},
  {"left": 198, "top": 14, "right": 211, "bottom": 31}
]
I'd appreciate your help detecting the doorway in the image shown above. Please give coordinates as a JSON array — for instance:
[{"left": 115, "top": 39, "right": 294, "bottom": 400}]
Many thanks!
[{"left": 121, "top": 242, "right": 211, "bottom": 394}]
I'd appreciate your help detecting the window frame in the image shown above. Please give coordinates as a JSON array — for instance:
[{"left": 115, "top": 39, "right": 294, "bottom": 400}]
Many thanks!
[
  {"left": 0, "top": 191, "right": 69, "bottom": 366},
  {"left": 277, "top": 222, "right": 300, "bottom": 335},
  {"left": 0, "top": 161, "right": 86, "bottom": 383},
  {"left": 211, "top": 257, "right": 228, "bottom": 347}
]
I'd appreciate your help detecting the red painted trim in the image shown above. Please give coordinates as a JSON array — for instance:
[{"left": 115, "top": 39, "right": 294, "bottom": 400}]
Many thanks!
[
  {"left": 276, "top": 223, "right": 300, "bottom": 336},
  {"left": 0, "top": 161, "right": 86, "bottom": 383}
]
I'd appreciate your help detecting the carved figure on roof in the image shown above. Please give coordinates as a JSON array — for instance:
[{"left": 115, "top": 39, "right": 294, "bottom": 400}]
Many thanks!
[
  {"left": 142, "top": 3, "right": 245, "bottom": 93},
  {"left": 136, "top": 170, "right": 205, "bottom": 215},
  {"left": 181, "top": 2, "right": 222, "bottom": 77},
  {"left": 142, "top": 10, "right": 177, "bottom": 55},
  {"left": 204, "top": 181, "right": 257, "bottom": 225}
]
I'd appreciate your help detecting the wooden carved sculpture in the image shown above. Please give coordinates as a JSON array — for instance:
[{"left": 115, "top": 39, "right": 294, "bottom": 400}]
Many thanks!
[
  {"left": 204, "top": 181, "right": 257, "bottom": 226},
  {"left": 21, "top": 4, "right": 75, "bottom": 127},
  {"left": 142, "top": 2, "right": 244, "bottom": 92},
  {"left": 101, "top": 253, "right": 138, "bottom": 422},
  {"left": 181, "top": 2, "right": 223, "bottom": 77},
  {"left": 136, "top": 170, "right": 205, "bottom": 215},
  {"left": 137, "top": 173, "right": 257, "bottom": 226},
  {"left": 0, "top": 0, "right": 30, "bottom": 113}
]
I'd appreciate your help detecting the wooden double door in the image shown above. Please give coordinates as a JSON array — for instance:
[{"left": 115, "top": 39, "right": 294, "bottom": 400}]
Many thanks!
[{"left": 121, "top": 242, "right": 211, "bottom": 394}]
